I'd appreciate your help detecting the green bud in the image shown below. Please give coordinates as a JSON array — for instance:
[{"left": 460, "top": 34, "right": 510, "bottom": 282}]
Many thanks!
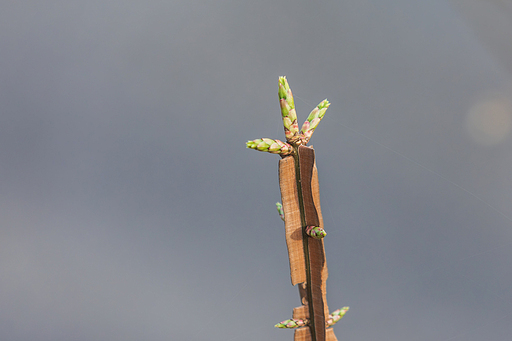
[
  {"left": 305, "top": 226, "right": 326, "bottom": 239},
  {"left": 276, "top": 202, "right": 285, "bottom": 221},
  {"left": 275, "top": 318, "right": 309, "bottom": 329},
  {"left": 299, "top": 99, "right": 330, "bottom": 144},
  {"left": 246, "top": 138, "right": 293, "bottom": 155},
  {"left": 326, "top": 307, "right": 349, "bottom": 327}
]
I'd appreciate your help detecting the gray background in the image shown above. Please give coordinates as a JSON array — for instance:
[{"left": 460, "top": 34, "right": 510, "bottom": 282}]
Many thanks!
[{"left": 1, "top": 1, "right": 512, "bottom": 340}]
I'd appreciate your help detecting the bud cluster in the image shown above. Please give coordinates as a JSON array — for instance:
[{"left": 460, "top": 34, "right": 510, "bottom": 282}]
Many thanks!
[{"left": 246, "top": 76, "right": 330, "bottom": 155}]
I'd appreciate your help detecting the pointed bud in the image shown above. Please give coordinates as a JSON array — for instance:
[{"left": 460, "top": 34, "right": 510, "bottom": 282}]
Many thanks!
[
  {"left": 300, "top": 99, "right": 330, "bottom": 144},
  {"left": 326, "top": 307, "right": 349, "bottom": 327},
  {"left": 246, "top": 138, "right": 293, "bottom": 156},
  {"left": 278, "top": 76, "right": 299, "bottom": 143},
  {"left": 275, "top": 318, "right": 309, "bottom": 329}
]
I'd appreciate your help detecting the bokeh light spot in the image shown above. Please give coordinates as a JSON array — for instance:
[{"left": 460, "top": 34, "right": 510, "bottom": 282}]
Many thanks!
[{"left": 465, "top": 95, "right": 512, "bottom": 145}]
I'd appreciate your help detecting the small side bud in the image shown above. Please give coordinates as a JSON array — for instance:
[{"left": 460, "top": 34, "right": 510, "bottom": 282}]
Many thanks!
[
  {"left": 305, "top": 226, "right": 326, "bottom": 239},
  {"left": 276, "top": 202, "right": 285, "bottom": 221}
]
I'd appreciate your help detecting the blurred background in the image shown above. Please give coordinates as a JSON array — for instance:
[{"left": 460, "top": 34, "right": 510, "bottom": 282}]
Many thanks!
[{"left": 1, "top": 1, "right": 512, "bottom": 340}]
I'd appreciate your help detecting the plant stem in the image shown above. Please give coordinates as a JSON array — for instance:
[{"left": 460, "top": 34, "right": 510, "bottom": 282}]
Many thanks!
[{"left": 293, "top": 148, "right": 317, "bottom": 341}]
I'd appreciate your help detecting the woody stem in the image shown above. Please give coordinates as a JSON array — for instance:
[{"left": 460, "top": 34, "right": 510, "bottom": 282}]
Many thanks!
[{"left": 293, "top": 146, "right": 317, "bottom": 341}]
